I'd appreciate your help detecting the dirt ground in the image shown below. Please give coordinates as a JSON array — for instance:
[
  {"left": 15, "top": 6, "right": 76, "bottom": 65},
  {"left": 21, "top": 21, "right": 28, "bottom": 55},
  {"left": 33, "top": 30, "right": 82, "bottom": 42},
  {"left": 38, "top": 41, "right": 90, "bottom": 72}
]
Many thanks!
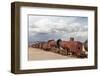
[{"left": 28, "top": 47, "right": 77, "bottom": 61}]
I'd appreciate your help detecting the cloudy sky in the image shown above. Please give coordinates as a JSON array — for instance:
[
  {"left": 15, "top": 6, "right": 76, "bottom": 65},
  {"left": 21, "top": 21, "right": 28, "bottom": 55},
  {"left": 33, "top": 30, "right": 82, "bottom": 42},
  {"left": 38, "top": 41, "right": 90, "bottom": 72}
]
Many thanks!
[{"left": 28, "top": 15, "right": 88, "bottom": 43}]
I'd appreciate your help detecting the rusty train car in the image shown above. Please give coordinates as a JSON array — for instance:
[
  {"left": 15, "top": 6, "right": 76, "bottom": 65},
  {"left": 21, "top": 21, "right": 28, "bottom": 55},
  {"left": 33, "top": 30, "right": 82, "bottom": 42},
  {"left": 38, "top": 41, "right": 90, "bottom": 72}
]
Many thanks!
[
  {"left": 59, "top": 41, "right": 83, "bottom": 56},
  {"left": 31, "top": 38, "right": 87, "bottom": 57}
]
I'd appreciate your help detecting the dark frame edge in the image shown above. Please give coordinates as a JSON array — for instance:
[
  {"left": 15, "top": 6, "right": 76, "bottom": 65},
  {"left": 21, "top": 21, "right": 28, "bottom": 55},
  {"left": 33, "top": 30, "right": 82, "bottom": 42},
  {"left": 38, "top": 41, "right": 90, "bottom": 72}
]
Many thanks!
[
  {"left": 12, "top": 66, "right": 97, "bottom": 74},
  {"left": 11, "top": 2, "right": 20, "bottom": 74},
  {"left": 94, "top": 7, "right": 98, "bottom": 69},
  {"left": 11, "top": 2, "right": 16, "bottom": 73},
  {"left": 12, "top": 1, "right": 97, "bottom": 10}
]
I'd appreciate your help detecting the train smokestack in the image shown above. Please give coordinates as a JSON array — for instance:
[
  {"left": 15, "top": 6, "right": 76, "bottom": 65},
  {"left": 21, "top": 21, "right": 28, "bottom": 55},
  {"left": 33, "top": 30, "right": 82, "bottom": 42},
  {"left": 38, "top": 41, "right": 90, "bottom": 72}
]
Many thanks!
[{"left": 70, "top": 37, "right": 74, "bottom": 41}]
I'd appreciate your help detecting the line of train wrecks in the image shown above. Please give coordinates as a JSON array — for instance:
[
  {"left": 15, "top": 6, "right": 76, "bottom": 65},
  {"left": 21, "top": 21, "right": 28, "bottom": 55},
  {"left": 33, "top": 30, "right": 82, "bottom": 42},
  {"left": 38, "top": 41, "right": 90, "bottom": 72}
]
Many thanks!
[{"left": 31, "top": 38, "right": 88, "bottom": 58}]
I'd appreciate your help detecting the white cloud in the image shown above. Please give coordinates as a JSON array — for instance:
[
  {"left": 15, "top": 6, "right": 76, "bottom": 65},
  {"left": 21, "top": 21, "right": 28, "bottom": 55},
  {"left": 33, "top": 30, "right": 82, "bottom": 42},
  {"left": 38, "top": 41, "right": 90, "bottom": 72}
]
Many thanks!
[{"left": 28, "top": 15, "right": 88, "bottom": 43}]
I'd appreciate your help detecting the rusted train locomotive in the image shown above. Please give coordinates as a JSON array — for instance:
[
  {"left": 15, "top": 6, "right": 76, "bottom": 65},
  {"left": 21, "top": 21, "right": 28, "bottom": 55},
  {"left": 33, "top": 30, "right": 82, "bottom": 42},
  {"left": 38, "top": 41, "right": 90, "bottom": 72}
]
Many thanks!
[{"left": 31, "top": 38, "right": 87, "bottom": 58}]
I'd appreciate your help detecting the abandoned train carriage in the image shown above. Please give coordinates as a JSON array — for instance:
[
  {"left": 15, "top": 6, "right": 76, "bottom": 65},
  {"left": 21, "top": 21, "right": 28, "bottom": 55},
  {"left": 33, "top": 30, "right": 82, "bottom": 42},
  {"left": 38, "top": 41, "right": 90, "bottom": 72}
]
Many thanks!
[
  {"left": 59, "top": 41, "right": 83, "bottom": 56},
  {"left": 31, "top": 38, "right": 87, "bottom": 57}
]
